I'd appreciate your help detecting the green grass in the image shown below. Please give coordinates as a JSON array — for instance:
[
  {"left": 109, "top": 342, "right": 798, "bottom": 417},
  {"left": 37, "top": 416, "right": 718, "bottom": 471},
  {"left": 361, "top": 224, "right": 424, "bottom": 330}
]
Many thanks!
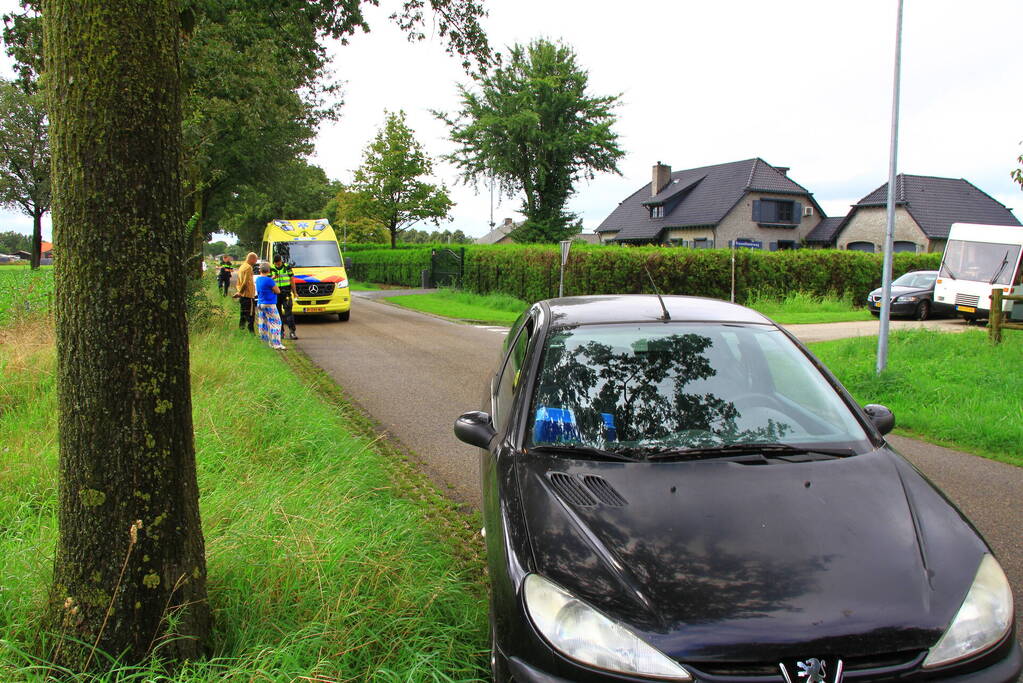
[
  {"left": 0, "top": 309, "right": 488, "bottom": 681},
  {"left": 745, "top": 291, "right": 873, "bottom": 325},
  {"left": 0, "top": 267, "right": 53, "bottom": 327},
  {"left": 348, "top": 280, "right": 381, "bottom": 291},
  {"left": 809, "top": 329, "right": 1023, "bottom": 467},
  {"left": 384, "top": 288, "right": 527, "bottom": 325}
]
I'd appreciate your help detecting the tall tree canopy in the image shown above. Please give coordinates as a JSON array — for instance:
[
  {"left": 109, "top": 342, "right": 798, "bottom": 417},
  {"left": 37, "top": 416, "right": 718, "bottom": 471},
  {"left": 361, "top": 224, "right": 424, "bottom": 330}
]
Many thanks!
[
  {"left": 0, "top": 78, "right": 49, "bottom": 268},
  {"left": 351, "top": 110, "right": 454, "bottom": 248},
  {"left": 438, "top": 38, "right": 624, "bottom": 242},
  {"left": 44, "top": 0, "right": 210, "bottom": 668},
  {"left": 324, "top": 185, "right": 391, "bottom": 245}
]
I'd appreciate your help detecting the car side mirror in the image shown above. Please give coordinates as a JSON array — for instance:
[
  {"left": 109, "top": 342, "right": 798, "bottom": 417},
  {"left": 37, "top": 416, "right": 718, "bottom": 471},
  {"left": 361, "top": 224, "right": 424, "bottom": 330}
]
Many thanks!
[
  {"left": 454, "top": 411, "right": 496, "bottom": 449},
  {"left": 863, "top": 404, "right": 895, "bottom": 436}
]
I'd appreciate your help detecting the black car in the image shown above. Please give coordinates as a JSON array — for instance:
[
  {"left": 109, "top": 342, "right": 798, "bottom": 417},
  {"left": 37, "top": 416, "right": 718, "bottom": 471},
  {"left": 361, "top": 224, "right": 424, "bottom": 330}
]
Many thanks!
[
  {"left": 455, "top": 295, "right": 1019, "bottom": 683},
  {"left": 867, "top": 270, "right": 940, "bottom": 320}
]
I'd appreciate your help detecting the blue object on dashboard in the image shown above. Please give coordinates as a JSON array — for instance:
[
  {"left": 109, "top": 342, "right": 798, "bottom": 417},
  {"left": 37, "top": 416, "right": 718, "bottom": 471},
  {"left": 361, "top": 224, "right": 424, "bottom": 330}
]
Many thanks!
[
  {"left": 601, "top": 413, "right": 617, "bottom": 442},
  {"left": 534, "top": 406, "right": 579, "bottom": 444}
]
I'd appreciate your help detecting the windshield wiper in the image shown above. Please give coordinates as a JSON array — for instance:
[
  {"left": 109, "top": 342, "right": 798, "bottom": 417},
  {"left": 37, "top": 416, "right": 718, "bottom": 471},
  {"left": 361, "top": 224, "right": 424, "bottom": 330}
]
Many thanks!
[
  {"left": 642, "top": 442, "right": 857, "bottom": 461},
  {"left": 528, "top": 445, "right": 639, "bottom": 462},
  {"left": 938, "top": 262, "right": 958, "bottom": 280},
  {"left": 989, "top": 251, "right": 1010, "bottom": 284}
]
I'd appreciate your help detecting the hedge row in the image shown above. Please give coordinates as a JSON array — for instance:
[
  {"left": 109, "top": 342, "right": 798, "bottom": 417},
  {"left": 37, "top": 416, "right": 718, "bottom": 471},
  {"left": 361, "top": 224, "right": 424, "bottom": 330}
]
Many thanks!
[{"left": 347, "top": 244, "right": 942, "bottom": 305}]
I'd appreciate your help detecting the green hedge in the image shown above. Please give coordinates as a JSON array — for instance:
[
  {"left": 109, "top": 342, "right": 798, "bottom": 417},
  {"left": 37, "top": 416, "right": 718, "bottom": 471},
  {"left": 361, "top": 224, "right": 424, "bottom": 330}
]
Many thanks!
[{"left": 347, "top": 245, "right": 942, "bottom": 304}]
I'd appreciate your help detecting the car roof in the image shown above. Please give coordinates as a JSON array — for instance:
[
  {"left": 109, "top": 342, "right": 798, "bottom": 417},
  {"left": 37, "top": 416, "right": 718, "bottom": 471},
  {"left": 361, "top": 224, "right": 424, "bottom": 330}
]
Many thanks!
[{"left": 542, "top": 295, "right": 775, "bottom": 327}]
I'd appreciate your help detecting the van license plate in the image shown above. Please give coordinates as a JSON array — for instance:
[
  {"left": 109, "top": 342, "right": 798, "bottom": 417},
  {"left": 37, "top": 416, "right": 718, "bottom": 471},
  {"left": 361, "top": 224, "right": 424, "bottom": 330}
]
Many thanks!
[
  {"left": 956, "top": 305, "right": 976, "bottom": 313},
  {"left": 306, "top": 307, "right": 325, "bottom": 312}
]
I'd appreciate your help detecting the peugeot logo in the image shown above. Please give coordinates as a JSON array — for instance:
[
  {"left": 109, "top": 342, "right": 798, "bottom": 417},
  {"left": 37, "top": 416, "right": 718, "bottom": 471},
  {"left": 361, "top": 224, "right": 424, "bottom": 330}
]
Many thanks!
[
  {"left": 308, "top": 285, "right": 319, "bottom": 294},
  {"left": 779, "top": 658, "right": 843, "bottom": 683}
]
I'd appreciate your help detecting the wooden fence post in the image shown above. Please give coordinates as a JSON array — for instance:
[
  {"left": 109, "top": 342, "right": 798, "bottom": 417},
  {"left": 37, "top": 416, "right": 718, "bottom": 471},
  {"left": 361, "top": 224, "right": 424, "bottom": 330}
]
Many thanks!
[{"left": 991, "top": 288, "right": 1002, "bottom": 344}]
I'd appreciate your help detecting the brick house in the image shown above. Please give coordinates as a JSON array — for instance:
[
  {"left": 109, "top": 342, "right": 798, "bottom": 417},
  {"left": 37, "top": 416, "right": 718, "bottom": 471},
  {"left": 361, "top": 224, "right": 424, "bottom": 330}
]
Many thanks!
[
  {"left": 594, "top": 159, "right": 825, "bottom": 250},
  {"left": 807, "top": 174, "right": 1019, "bottom": 253}
]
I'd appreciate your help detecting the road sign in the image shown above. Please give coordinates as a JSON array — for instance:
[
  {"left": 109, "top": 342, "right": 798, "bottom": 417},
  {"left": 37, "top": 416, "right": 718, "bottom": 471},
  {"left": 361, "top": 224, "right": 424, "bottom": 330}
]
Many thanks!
[{"left": 733, "top": 239, "right": 762, "bottom": 249}]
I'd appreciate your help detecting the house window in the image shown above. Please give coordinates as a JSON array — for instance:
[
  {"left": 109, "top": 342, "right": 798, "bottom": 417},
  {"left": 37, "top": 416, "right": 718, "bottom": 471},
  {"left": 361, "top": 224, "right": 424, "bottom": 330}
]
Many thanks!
[
  {"left": 776, "top": 240, "right": 797, "bottom": 250},
  {"left": 893, "top": 241, "right": 917, "bottom": 253},
  {"left": 753, "top": 199, "right": 800, "bottom": 225},
  {"left": 649, "top": 205, "right": 664, "bottom": 218},
  {"left": 847, "top": 241, "right": 875, "bottom": 253},
  {"left": 693, "top": 238, "right": 714, "bottom": 249}
]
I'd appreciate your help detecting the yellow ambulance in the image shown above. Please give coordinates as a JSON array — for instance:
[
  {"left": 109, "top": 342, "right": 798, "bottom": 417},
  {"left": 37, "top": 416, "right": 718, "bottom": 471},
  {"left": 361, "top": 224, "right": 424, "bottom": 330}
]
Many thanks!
[{"left": 260, "top": 218, "right": 351, "bottom": 321}]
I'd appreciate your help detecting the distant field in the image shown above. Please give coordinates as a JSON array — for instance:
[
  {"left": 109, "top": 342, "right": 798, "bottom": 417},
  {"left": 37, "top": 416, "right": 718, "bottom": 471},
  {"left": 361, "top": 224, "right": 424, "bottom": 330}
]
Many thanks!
[{"left": 0, "top": 266, "right": 53, "bottom": 327}]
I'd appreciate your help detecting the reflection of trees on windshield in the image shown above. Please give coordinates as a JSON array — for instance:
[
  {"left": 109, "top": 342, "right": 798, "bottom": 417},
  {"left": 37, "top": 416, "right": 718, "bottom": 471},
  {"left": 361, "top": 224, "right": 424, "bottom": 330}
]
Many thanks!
[{"left": 534, "top": 332, "right": 790, "bottom": 449}]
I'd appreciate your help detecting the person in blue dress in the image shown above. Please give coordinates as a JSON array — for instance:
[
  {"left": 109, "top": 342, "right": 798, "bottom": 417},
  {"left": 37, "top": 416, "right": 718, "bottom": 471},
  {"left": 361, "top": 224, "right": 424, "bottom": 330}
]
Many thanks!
[{"left": 255, "top": 264, "right": 286, "bottom": 350}]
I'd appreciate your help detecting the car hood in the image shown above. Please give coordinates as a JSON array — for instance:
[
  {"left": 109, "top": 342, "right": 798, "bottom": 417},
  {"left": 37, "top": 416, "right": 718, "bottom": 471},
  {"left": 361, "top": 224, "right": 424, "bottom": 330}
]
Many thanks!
[
  {"left": 516, "top": 449, "right": 988, "bottom": 662},
  {"left": 868, "top": 284, "right": 929, "bottom": 298}
]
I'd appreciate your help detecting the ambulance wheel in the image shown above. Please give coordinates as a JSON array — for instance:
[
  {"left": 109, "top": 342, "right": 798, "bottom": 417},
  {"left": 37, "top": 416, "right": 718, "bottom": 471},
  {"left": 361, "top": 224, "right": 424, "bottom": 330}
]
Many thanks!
[{"left": 338, "top": 311, "right": 350, "bottom": 322}]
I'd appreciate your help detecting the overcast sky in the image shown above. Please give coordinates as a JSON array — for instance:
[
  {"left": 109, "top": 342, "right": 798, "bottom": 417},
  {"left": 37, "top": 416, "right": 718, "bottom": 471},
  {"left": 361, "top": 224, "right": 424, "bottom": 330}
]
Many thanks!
[{"left": 3, "top": 0, "right": 1022, "bottom": 243}]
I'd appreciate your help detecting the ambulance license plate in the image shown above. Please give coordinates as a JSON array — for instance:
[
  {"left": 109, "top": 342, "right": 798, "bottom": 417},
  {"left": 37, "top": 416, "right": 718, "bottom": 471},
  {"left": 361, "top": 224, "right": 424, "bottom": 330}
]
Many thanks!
[{"left": 306, "top": 307, "right": 325, "bottom": 312}]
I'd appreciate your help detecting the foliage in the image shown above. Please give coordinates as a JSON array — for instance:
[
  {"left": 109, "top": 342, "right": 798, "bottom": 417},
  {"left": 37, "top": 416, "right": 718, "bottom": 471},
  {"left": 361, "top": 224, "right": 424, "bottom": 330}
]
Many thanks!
[
  {"left": 0, "top": 230, "right": 31, "bottom": 253},
  {"left": 0, "top": 78, "right": 49, "bottom": 267},
  {"left": 351, "top": 110, "right": 454, "bottom": 248},
  {"left": 214, "top": 158, "right": 339, "bottom": 250},
  {"left": 348, "top": 244, "right": 942, "bottom": 304},
  {"left": 400, "top": 228, "right": 473, "bottom": 244},
  {"left": 0, "top": 264, "right": 52, "bottom": 327},
  {"left": 438, "top": 39, "right": 624, "bottom": 242},
  {"left": 809, "top": 330, "right": 1023, "bottom": 467},
  {"left": 323, "top": 185, "right": 390, "bottom": 245},
  {"left": 0, "top": 315, "right": 489, "bottom": 681}
]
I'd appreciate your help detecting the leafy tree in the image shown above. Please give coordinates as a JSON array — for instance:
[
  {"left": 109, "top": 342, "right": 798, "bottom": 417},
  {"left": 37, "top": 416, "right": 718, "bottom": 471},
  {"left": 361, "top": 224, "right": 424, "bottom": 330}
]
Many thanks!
[
  {"left": 0, "top": 78, "right": 49, "bottom": 268},
  {"left": 44, "top": 0, "right": 209, "bottom": 670},
  {"left": 351, "top": 110, "right": 454, "bottom": 248},
  {"left": 324, "top": 186, "right": 390, "bottom": 245},
  {"left": 0, "top": 229, "right": 31, "bottom": 253},
  {"left": 438, "top": 38, "right": 624, "bottom": 242}
]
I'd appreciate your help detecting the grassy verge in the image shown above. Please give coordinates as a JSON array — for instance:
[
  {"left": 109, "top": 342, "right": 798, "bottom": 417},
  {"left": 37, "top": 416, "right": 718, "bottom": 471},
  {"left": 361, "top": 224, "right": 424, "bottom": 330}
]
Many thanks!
[
  {"left": 348, "top": 280, "right": 380, "bottom": 291},
  {"left": 809, "top": 329, "right": 1023, "bottom": 467},
  {"left": 383, "top": 288, "right": 526, "bottom": 325},
  {"left": 0, "top": 266, "right": 53, "bottom": 327},
  {"left": 745, "top": 291, "right": 873, "bottom": 325},
  {"left": 0, "top": 309, "right": 488, "bottom": 680}
]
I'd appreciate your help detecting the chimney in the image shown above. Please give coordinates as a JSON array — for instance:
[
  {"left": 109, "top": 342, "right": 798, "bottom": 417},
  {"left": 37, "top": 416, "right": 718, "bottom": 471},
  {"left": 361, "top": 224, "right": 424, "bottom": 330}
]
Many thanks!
[{"left": 652, "top": 162, "right": 671, "bottom": 196}]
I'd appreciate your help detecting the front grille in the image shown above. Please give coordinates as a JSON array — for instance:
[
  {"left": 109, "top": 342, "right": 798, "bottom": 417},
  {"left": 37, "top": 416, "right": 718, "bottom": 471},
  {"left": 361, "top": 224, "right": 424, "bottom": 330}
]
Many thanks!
[
  {"left": 316, "top": 299, "right": 330, "bottom": 305},
  {"left": 955, "top": 293, "right": 980, "bottom": 307},
  {"left": 295, "top": 282, "right": 336, "bottom": 298},
  {"left": 689, "top": 650, "right": 922, "bottom": 679}
]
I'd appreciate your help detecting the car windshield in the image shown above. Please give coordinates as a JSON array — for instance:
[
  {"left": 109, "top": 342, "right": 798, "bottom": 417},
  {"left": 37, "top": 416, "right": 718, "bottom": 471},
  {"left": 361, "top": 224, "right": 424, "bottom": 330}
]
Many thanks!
[
  {"left": 273, "top": 241, "right": 342, "bottom": 268},
  {"left": 940, "top": 240, "right": 1021, "bottom": 286},
  {"left": 529, "top": 323, "right": 871, "bottom": 456},
  {"left": 892, "top": 272, "right": 936, "bottom": 288}
]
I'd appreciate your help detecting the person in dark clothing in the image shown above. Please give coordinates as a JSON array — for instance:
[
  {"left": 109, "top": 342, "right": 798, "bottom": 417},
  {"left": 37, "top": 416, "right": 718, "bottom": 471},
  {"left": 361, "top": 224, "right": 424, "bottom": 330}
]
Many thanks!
[
  {"left": 217, "top": 254, "right": 234, "bottom": 296},
  {"left": 271, "top": 254, "right": 298, "bottom": 340}
]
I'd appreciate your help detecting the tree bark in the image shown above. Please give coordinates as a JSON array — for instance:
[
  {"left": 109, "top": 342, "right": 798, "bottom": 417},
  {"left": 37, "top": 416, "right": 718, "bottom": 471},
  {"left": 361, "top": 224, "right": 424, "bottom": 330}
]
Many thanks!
[{"left": 43, "top": 0, "right": 211, "bottom": 670}]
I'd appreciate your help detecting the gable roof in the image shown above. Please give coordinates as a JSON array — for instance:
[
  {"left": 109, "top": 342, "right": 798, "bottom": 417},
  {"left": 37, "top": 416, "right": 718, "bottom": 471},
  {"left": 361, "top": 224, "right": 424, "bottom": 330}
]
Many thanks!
[
  {"left": 476, "top": 219, "right": 519, "bottom": 245},
  {"left": 805, "top": 216, "right": 845, "bottom": 244},
  {"left": 848, "top": 174, "right": 1019, "bottom": 240},
  {"left": 596, "top": 158, "right": 816, "bottom": 242}
]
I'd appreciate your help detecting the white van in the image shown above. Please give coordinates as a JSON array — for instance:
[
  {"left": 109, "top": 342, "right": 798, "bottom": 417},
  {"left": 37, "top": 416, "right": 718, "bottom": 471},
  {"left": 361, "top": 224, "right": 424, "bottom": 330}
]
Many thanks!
[{"left": 933, "top": 223, "right": 1023, "bottom": 321}]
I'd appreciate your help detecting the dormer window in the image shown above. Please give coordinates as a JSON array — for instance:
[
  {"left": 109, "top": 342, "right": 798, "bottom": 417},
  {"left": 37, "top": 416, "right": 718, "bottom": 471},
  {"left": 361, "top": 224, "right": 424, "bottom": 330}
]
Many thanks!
[{"left": 649, "top": 205, "right": 664, "bottom": 218}]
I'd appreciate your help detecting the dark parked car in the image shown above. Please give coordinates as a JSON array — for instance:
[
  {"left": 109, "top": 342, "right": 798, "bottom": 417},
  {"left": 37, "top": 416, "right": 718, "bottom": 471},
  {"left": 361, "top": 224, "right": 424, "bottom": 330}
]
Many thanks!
[
  {"left": 455, "top": 295, "right": 1019, "bottom": 683},
  {"left": 867, "top": 270, "right": 940, "bottom": 320}
]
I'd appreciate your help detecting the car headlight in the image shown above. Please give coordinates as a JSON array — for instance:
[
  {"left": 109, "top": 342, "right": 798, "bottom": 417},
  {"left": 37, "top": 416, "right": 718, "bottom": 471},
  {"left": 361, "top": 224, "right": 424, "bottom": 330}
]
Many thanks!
[
  {"left": 895, "top": 295, "right": 919, "bottom": 302},
  {"left": 523, "top": 573, "right": 691, "bottom": 680},
  {"left": 923, "top": 554, "right": 1013, "bottom": 669},
  {"left": 337, "top": 278, "right": 349, "bottom": 289}
]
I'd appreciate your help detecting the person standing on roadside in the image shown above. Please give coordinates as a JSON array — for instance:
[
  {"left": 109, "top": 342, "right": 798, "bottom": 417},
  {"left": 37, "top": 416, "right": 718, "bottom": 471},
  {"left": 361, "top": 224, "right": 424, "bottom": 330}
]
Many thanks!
[
  {"left": 255, "top": 263, "right": 286, "bottom": 350},
  {"left": 234, "top": 252, "right": 258, "bottom": 333},
  {"left": 271, "top": 254, "right": 298, "bottom": 340},
  {"left": 217, "top": 254, "right": 234, "bottom": 296}
]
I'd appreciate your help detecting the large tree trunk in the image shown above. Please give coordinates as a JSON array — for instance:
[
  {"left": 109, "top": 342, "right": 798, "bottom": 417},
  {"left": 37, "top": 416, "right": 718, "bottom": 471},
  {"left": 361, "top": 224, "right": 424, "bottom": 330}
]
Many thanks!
[
  {"left": 44, "top": 0, "right": 211, "bottom": 670},
  {"left": 31, "top": 210, "right": 42, "bottom": 269}
]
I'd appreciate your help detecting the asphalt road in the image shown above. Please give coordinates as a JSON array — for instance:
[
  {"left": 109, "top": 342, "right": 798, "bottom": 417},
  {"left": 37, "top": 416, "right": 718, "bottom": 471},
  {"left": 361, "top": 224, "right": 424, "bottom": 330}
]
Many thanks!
[{"left": 296, "top": 294, "right": 1023, "bottom": 645}]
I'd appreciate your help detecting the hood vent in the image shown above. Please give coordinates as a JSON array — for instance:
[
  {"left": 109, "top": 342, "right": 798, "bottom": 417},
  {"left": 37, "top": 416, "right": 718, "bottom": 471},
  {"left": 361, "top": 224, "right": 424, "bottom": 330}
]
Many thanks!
[
  {"left": 547, "top": 472, "right": 627, "bottom": 508},
  {"left": 583, "top": 475, "right": 628, "bottom": 506}
]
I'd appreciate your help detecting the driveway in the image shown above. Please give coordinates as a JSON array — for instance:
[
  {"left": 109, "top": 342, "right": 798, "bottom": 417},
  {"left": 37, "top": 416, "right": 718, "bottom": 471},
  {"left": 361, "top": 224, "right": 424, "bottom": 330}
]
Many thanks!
[{"left": 295, "top": 295, "right": 1022, "bottom": 644}]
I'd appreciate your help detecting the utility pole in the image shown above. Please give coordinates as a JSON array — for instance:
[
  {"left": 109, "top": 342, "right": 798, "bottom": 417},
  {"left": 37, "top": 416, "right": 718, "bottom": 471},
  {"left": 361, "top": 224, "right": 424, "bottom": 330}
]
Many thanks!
[{"left": 876, "top": 0, "right": 904, "bottom": 375}]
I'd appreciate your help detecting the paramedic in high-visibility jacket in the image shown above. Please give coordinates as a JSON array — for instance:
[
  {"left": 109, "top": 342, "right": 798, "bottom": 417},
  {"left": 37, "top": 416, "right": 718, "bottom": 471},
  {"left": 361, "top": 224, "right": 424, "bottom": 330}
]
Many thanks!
[
  {"left": 217, "top": 254, "right": 234, "bottom": 296},
  {"left": 271, "top": 254, "right": 298, "bottom": 340}
]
